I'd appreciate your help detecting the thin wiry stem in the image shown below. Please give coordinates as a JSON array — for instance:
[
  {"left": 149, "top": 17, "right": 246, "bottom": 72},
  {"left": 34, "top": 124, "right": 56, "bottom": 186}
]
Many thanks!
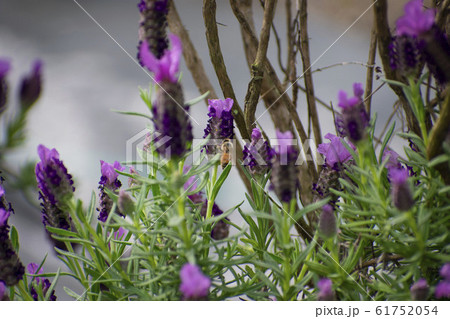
[{"left": 364, "top": 27, "right": 377, "bottom": 116}]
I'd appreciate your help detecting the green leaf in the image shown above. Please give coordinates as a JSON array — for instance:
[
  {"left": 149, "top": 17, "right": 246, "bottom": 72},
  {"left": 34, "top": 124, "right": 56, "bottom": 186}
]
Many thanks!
[
  {"left": 111, "top": 109, "right": 152, "bottom": 121},
  {"left": 185, "top": 91, "right": 210, "bottom": 106},
  {"left": 210, "top": 161, "right": 232, "bottom": 200},
  {"left": 10, "top": 225, "right": 20, "bottom": 252}
]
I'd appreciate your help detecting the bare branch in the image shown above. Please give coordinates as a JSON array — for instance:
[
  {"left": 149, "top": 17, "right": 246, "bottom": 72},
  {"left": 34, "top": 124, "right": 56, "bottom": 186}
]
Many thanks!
[
  {"left": 202, "top": 0, "right": 250, "bottom": 140},
  {"left": 364, "top": 27, "right": 377, "bottom": 115},
  {"left": 243, "top": 0, "right": 277, "bottom": 136}
]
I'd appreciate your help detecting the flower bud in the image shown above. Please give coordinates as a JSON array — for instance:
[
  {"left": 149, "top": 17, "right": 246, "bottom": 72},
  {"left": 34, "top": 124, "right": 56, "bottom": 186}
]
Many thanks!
[
  {"left": 118, "top": 190, "right": 135, "bottom": 216},
  {"left": 317, "top": 278, "right": 335, "bottom": 301},
  {"left": 98, "top": 161, "right": 124, "bottom": 222},
  {"left": 410, "top": 279, "right": 429, "bottom": 300},
  {"left": 319, "top": 204, "right": 337, "bottom": 239},
  {"left": 19, "top": 60, "right": 43, "bottom": 112},
  {"left": 179, "top": 263, "right": 211, "bottom": 300},
  {"left": 270, "top": 130, "right": 299, "bottom": 203},
  {"left": 0, "top": 59, "right": 11, "bottom": 115},
  {"left": 390, "top": 168, "right": 414, "bottom": 211}
]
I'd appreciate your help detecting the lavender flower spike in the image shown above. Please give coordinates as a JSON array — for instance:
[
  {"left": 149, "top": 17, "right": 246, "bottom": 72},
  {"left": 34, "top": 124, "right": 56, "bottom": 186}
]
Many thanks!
[
  {"left": 0, "top": 59, "right": 11, "bottom": 115},
  {"left": 97, "top": 161, "right": 124, "bottom": 222},
  {"left": 317, "top": 133, "right": 355, "bottom": 169},
  {"left": 337, "top": 83, "right": 369, "bottom": 143},
  {"left": 0, "top": 208, "right": 25, "bottom": 286},
  {"left": 396, "top": 0, "right": 435, "bottom": 37},
  {"left": 27, "top": 263, "right": 56, "bottom": 301},
  {"left": 35, "top": 145, "right": 75, "bottom": 208},
  {"left": 317, "top": 278, "right": 335, "bottom": 301},
  {"left": 0, "top": 281, "right": 8, "bottom": 301},
  {"left": 243, "top": 128, "right": 275, "bottom": 175},
  {"left": 139, "top": 33, "right": 181, "bottom": 83},
  {"left": 138, "top": 0, "right": 169, "bottom": 59},
  {"left": 35, "top": 145, "right": 74, "bottom": 247},
  {"left": 19, "top": 60, "right": 43, "bottom": 112},
  {"left": 179, "top": 263, "right": 211, "bottom": 300},
  {"left": 203, "top": 98, "right": 235, "bottom": 155},
  {"left": 270, "top": 130, "right": 299, "bottom": 203},
  {"left": 390, "top": 168, "right": 414, "bottom": 211},
  {"left": 410, "top": 279, "right": 429, "bottom": 300}
]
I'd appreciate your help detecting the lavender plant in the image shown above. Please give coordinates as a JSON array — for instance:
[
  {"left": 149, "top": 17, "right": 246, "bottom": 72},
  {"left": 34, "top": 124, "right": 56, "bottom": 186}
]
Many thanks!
[{"left": 0, "top": 0, "right": 449, "bottom": 301}]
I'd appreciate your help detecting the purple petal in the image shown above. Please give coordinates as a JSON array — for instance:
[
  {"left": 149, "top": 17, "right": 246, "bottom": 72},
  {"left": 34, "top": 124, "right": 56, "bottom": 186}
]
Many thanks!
[
  {"left": 0, "top": 59, "right": 11, "bottom": 77},
  {"left": 251, "top": 128, "right": 262, "bottom": 141},
  {"left": 0, "top": 208, "right": 10, "bottom": 226},
  {"left": 0, "top": 185, "right": 4, "bottom": 198},
  {"left": 389, "top": 167, "right": 409, "bottom": 184},
  {"left": 440, "top": 263, "right": 450, "bottom": 280}
]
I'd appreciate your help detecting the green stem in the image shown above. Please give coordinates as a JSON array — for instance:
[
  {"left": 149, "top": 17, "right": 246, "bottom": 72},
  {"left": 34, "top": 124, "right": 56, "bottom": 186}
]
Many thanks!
[{"left": 206, "top": 163, "right": 219, "bottom": 220}]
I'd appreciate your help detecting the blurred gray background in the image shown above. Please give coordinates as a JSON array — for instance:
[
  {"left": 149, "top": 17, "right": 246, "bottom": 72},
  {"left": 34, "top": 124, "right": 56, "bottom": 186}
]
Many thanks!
[{"left": 1, "top": 0, "right": 411, "bottom": 299}]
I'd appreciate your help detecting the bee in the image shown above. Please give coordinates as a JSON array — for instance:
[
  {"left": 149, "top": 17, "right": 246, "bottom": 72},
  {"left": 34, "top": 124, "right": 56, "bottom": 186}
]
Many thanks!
[{"left": 220, "top": 139, "right": 233, "bottom": 169}]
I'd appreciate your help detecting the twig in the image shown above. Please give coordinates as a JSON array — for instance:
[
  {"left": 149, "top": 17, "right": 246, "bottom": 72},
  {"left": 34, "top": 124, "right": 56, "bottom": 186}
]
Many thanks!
[
  {"left": 243, "top": 0, "right": 277, "bottom": 136},
  {"left": 167, "top": 0, "right": 218, "bottom": 101},
  {"left": 427, "top": 88, "right": 450, "bottom": 185},
  {"left": 168, "top": 1, "right": 252, "bottom": 195},
  {"left": 365, "top": 27, "right": 377, "bottom": 115},
  {"left": 354, "top": 254, "right": 403, "bottom": 271},
  {"left": 298, "top": 0, "right": 322, "bottom": 146},
  {"left": 203, "top": 0, "right": 250, "bottom": 140},
  {"left": 372, "top": 0, "right": 421, "bottom": 137}
]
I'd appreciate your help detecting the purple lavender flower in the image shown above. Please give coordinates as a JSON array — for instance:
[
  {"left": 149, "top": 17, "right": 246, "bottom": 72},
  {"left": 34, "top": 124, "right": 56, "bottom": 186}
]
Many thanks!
[
  {"left": 97, "top": 161, "right": 124, "bottom": 222},
  {"left": 140, "top": 34, "right": 192, "bottom": 158},
  {"left": 0, "top": 59, "right": 11, "bottom": 115},
  {"left": 35, "top": 145, "right": 74, "bottom": 247},
  {"left": 389, "top": 35, "right": 422, "bottom": 77},
  {"left": 179, "top": 263, "right": 211, "bottom": 300},
  {"left": 270, "top": 130, "right": 299, "bottom": 203},
  {"left": 183, "top": 170, "right": 229, "bottom": 240},
  {"left": 27, "top": 263, "right": 56, "bottom": 301},
  {"left": 383, "top": 150, "right": 402, "bottom": 170},
  {"left": 203, "top": 98, "right": 235, "bottom": 155},
  {"left": 420, "top": 26, "right": 450, "bottom": 85},
  {"left": 0, "top": 281, "right": 8, "bottom": 301},
  {"left": 390, "top": 168, "right": 414, "bottom": 211},
  {"left": 19, "top": 60, "right": 43, "bottom": 112},
  {"left": 317, "top": 278, "right": 334, "bottom": 301},
  {"left": 440, "top": 263, "right": 450, "bottom": 280},
  {"left": 35, "top": 145, "right": 75, "bottom": 208},
  {"left": 139, "top": 34, "right": 181, "bottom": 83},
  {"left": 318, "top": 133, "right": 355, "bottom": 169},
  {"left": 0, "top": 208, "right": 25, "bottom": 287},
  {"left": 435, "top": 281, "right": 450, "bottom": 299},
  {"left": 319, "top": 204, "right": 337, "bottom": 239},
  {"left": 410, "top": 279, "right": 429, "bottom": 300},
  {"left": 243, "top": 128, "right": 275, "bottom": 175},
  {"left": 138, "top": 0, "right": 169, "bottom": 60},
  {"left": 336, "top": 83, "right": 369, "bottom": 143},
  {"left": 396, "top": 0, "right": 435, "bottom": 37}
]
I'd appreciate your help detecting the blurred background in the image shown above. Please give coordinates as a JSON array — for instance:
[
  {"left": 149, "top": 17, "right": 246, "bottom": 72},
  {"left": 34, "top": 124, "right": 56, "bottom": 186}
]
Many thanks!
[{"left": 0, "top": 0, "right": 413, "bottom": 299}]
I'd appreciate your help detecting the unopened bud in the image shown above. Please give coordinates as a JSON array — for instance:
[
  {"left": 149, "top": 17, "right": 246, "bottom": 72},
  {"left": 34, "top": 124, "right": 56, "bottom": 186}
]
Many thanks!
[{"left": 118, "top": 190, "right": 135, "bottom": 216}]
